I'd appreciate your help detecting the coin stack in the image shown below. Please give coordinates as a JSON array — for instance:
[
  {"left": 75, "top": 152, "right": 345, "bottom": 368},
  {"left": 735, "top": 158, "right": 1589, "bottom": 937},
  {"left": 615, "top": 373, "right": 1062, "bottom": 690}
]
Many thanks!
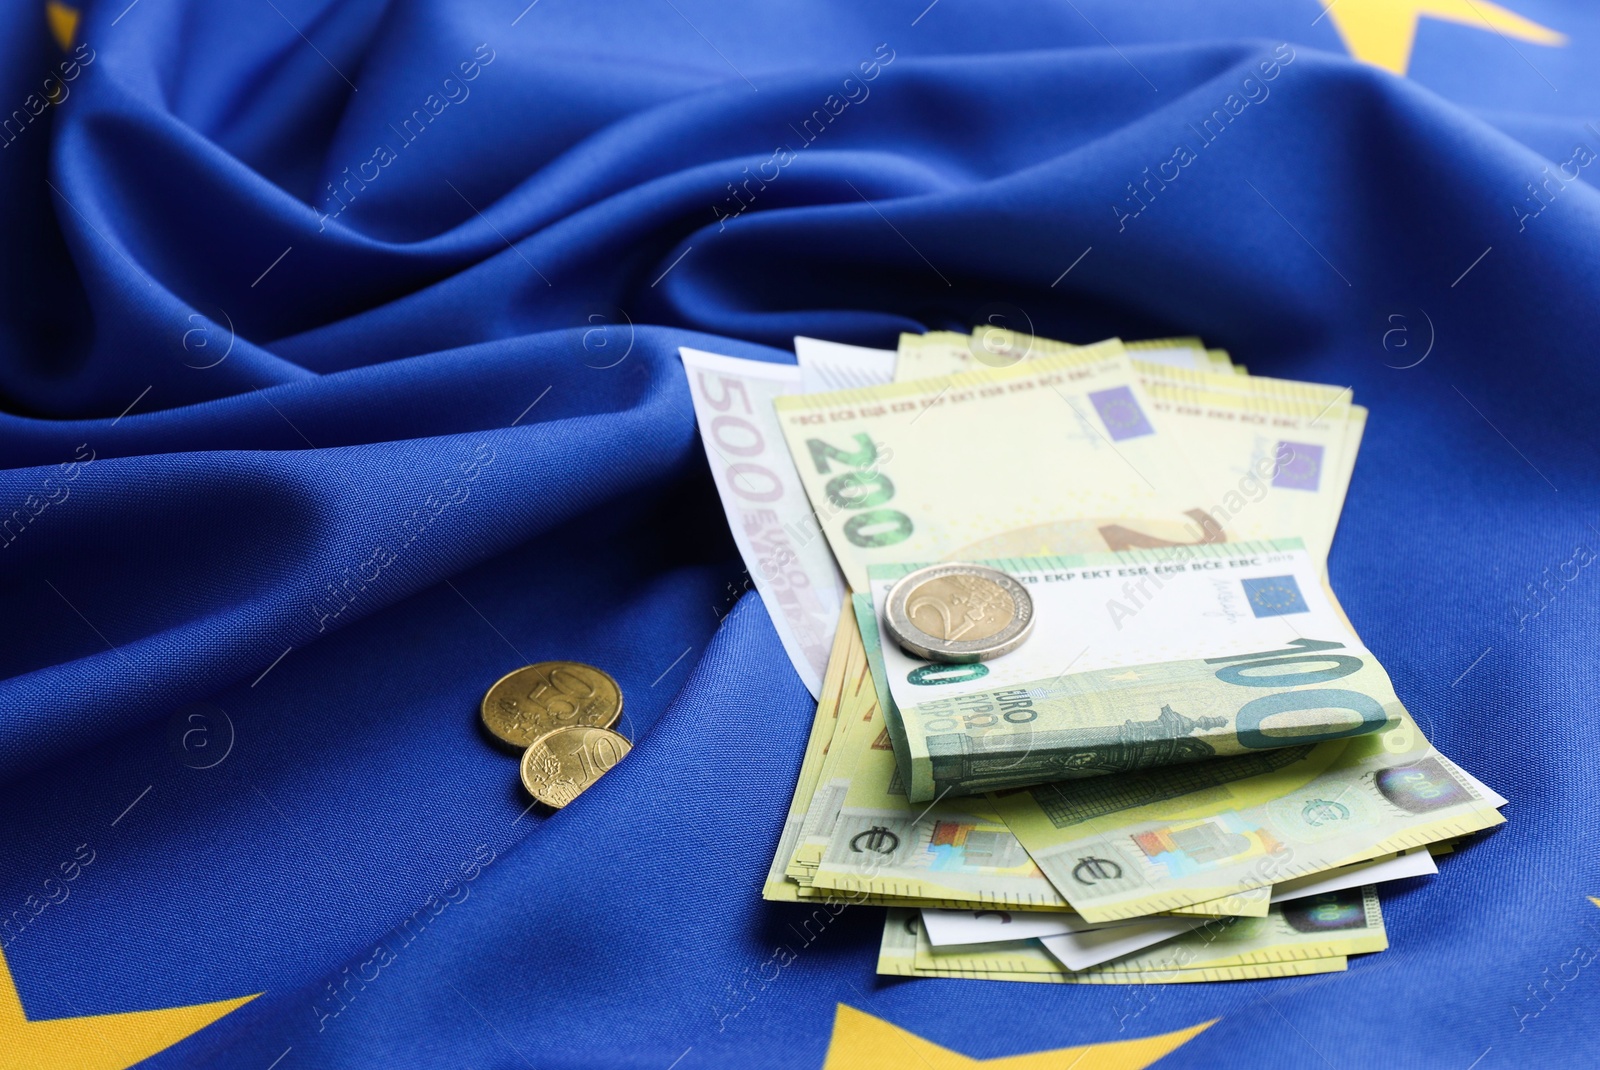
[{"left": 480, "top": 661, "right": 631, "bottom": 808}]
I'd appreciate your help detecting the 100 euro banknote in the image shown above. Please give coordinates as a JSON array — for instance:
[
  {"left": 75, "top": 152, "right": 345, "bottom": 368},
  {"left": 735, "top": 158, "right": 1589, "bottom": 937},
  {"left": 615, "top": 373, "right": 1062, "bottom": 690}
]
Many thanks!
[
  {"left": 806, "top": 596, "right": 1269, "bottom": 917},
  {"left": 867, "top": 538, "right": 1406, "bottom": 802}
]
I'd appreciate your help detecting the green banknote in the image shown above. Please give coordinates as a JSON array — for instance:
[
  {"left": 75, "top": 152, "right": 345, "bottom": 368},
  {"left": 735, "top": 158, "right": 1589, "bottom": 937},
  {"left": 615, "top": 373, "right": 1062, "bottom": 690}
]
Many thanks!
[
  {"left": 865, "top": 539, "right": 1407, "bottom": 802},
  {"left": 767, "top": 605, "right": 1073, "bottom": 910},
  {"left": 991, "top": 709, "right": 1505, "bottom": 922},
  {"left": 806, "top": 596, "right": 1078, "bottom": 909},
  {"left": 807, "top": 596, "right": 1270, "bottom": 917},
  {"left": 878, "top": 909, "right": 1349, "bottom": 984}
]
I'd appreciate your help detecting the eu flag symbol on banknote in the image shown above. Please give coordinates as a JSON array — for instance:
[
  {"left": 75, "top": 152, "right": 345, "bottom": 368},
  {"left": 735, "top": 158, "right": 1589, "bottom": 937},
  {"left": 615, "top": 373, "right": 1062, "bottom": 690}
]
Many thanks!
[{"left": 1241, "top": 575, "right": 1311, "bottom": 617}]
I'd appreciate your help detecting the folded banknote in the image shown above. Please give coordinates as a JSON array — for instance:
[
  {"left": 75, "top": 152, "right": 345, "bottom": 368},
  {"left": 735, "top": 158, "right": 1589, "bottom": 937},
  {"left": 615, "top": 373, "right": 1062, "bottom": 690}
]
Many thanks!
[{"left": 866, "top": 538, "right": 1405, "bottom": 802}]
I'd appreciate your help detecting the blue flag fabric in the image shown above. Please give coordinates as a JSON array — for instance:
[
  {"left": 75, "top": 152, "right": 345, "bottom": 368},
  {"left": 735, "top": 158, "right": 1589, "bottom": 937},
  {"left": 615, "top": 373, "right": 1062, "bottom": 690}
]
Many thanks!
[{"left": 3, "top": 0, "right": 1599, "bottom": 1066}]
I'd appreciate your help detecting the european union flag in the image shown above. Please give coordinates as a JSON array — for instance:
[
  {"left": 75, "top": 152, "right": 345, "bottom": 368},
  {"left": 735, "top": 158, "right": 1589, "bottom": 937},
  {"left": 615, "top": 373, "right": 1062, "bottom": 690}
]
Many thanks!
[{"left": 1, "top": 0, "right": 1597, "bottom": 1067}]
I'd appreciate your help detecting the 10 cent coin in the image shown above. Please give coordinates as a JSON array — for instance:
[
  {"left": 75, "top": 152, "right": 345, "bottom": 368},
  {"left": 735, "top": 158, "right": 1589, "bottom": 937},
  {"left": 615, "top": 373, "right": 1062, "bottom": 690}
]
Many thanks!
[
  {"left": 519, "top": 726, "right": 633, "bottom": 808},
  {"left": 480, "top": 661, "right": 622, "bottom": 747},
  {"left": 882, "top": 562, "right": 1034, "bottom": 663}
]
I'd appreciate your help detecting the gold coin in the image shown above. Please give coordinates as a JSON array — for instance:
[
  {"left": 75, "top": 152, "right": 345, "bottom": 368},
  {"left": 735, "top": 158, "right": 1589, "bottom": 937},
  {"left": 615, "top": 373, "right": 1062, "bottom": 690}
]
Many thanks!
[
  {"left": 519, "top": 726, "right": 632, "bottom": 808},
  {"left": 480, "top": 661, "right": 622, "bottom": 747},
  {"left": 903, "top": 573, "right": 1016, "bottom": 642},
  {"left": 883, "top": 563, "right": 1034, "bottom": 663}
]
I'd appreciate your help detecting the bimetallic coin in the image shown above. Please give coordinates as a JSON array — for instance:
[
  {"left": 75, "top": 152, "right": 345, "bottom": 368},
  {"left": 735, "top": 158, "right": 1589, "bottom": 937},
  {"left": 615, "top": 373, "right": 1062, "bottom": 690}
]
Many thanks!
[
  {"left": 480, "top": 661, "right": 622, "bottom": 747},
  {"left": 519, "top": 726, "right": 632, "bottom": 808},
  {"left": 883, "top": 562, "right": 1034, "bottom": 663}
]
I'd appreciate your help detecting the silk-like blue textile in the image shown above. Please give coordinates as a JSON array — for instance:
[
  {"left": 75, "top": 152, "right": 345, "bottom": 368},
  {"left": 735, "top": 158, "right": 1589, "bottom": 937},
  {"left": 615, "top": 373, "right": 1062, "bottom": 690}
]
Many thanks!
[{"left": 3, "top": 0, "right": 1599, "bottom": 1066}]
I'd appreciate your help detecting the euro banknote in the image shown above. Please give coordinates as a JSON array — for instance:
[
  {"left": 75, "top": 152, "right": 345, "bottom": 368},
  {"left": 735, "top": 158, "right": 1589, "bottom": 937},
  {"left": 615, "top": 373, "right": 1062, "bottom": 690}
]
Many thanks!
[
  {"left": 1162, "top": 887, "right": 1272, "bottom": 916},
  {"left": 999, "top": 331, "right": 1365, "bottom": 543},
  {"left": 762, "top": 604, "right": 856, "bottom": 904},
  {"left": 879, "top": 909, "right": 1350, "bottom": 984},
  {"left": 1132, "top": 338, "right": 1238, "bottom": 374},
  {"left": 782, "top": 608, "right": 881, "bottom": 889},
  {"left": 991, "top": 708, "right": 1505, "bottom": 921},
  {"left": 920, "top": 848, "right": 1430, "bottom": 946},
  {"left": 679, "top": 347, "right": 845, "bottom": 696},
  {"left": 866, "top": 538, "right": 1406, "bottom": 802},
  {"left": 805, "top": 603, "right": 1077, "bottom": 909},
  {"left": 918, "top": 886, "right": 1383, "bottom": 976},
  {"left": 773, "top": 341, "right": 1211, "bottom": 591},
  {"left": 1125, "top": 336, "right": 1226, "bottom": 372},
  {"left": 1269, "top": 847, "right": 1435, "bottom": 902},
  {"left": 1135, "top": 380, "right": 1364, "bottom": 568},
  {"left": 921, "top": 908, "right": 1122, "bottom": 945},
  {"left": 898, "top": 330, "right": 1357, "bottom": 477},
  {"left": 898, "top": 329, "right": 1238, "bottom": 380},
  {"left": 897, "top": 330, "right": 1223, "bottom": 380},
  {"left": 803, "top": 598, "right": 1269, "bottom": 917},
  {"left": 1056, "top": 886, "right": 1385, "bottom": 974},
  {"left": 793, "top": 336, "right": 896, "bottom": 393},
  {"left": 896, "top": 329, "right": 1365, "bottom": 568},
  {"left": 1033, "top": 917, "right": 1204, "bottom": 970}
]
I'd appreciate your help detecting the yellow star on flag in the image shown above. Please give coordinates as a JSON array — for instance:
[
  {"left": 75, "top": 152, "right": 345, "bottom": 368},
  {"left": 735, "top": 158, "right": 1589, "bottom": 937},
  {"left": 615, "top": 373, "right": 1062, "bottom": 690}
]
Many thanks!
[
  {"left": 44, "top": 1, "right": 79, "bottom": 51},
  {"left": 1317, "top": 0, "right": 1566, "bottom": 75},
  {"left": 820, "top": 1004, "right": 1215, "bottom": 1069},
  {"left": 0, "top": 944, "right": 257, "bottom": 1070}
]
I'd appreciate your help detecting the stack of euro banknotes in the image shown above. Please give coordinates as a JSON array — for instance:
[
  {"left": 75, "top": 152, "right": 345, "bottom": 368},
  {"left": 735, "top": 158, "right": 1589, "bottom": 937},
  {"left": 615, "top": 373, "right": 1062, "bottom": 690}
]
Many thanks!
[{"left": 679, "top": 328, "right": 1506, "bottom": 984}]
